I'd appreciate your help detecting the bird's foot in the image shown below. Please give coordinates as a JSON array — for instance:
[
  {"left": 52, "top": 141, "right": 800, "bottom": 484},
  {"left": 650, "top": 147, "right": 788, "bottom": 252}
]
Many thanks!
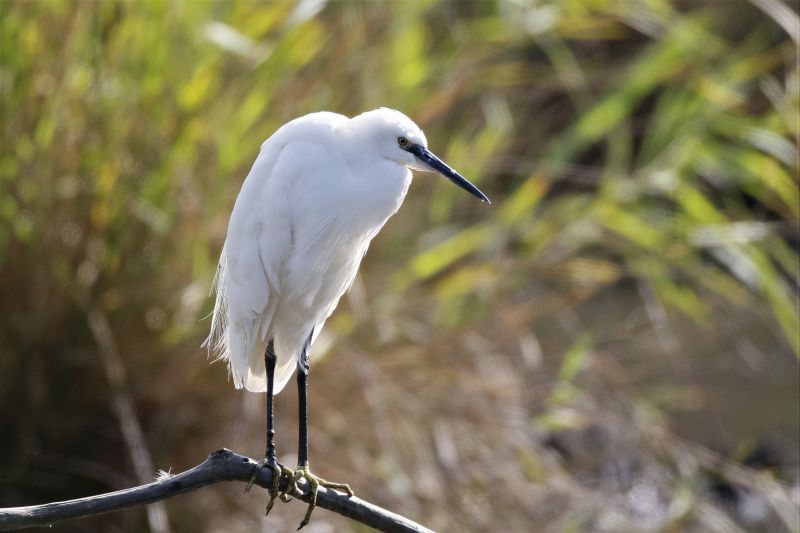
[
  {"left": 244, "top": 457, "right": 295, "bottom": 515},
  {"left": 287, "top": 464, "right": 354, "bottom": 530}
]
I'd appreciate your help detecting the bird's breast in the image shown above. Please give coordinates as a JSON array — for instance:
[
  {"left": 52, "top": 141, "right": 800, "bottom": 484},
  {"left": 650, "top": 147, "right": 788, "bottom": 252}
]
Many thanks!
[{"left": 280, "top": 163, "right": 410, "bottom": 315}]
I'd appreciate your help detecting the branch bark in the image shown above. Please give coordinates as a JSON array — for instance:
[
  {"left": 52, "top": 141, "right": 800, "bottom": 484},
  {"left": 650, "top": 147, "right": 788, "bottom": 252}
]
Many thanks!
[{"left": 0, "top": 449, "right": 434, "bottom": 533}]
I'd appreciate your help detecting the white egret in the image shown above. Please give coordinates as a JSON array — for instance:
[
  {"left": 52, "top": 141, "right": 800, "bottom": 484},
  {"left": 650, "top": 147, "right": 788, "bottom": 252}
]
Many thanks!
[{"left": 205, "top": 108, "right": 489, "bottom": 528}]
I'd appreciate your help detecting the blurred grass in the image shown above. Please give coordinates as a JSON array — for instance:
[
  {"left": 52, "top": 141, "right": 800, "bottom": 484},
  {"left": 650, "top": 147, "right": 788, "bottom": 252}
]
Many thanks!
[{"left": 1, "top": 1, "right": 798, "bottom": 532}]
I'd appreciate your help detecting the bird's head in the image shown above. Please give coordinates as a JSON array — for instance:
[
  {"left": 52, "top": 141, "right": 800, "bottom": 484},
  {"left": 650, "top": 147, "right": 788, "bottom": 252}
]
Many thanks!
[{"left": 347, "top": 108, "right": 490, "bottom": 203}]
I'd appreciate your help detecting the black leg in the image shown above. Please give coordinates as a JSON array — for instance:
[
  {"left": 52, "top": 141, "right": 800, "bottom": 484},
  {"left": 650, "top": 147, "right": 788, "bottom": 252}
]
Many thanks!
[
  {"left": 265, "top": 340, "right": 277, "bottom": 465},
  {"left": 297, "top": 335, "right": 311, "bottom": 468},
  {"left": 245, "top": 340, "right": 293, "bottom": 515},
  {"left": 290, "top": 331, "right": 352, "bottom": 530},
  {"left": 244, "top": 341, "right": 278, "bottom": 494}
]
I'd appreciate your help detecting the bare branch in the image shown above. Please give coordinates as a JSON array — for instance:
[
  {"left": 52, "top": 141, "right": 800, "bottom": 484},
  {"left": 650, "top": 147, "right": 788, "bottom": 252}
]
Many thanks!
[{"left": 0, "top": 449, "right": 433, "bottom": 533}]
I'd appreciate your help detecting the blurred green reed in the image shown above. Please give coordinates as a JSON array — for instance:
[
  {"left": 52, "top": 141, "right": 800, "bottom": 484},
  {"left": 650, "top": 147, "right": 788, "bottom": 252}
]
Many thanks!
[{"left": 2, "top": 1, "right": 796, "bottom": 351}]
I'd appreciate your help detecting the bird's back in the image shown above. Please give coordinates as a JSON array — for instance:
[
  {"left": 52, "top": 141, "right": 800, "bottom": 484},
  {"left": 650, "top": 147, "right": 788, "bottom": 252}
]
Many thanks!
[
  {"left": 206, "top": 112, "right": 346, "bottom": 392},
  {"left": 206, "top": 111, "right": 410, "bottom": 394}
]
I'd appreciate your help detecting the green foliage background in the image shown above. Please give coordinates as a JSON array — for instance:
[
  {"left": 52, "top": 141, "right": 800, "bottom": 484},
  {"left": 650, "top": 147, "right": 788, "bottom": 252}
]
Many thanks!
[{"left": 1, "top": 1, "right": 798, "bottom": 531}]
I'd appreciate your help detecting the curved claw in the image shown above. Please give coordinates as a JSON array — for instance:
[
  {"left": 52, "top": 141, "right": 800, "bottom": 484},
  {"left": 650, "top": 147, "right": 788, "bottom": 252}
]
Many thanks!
[
  {"left": 266, "top": 463, "right": 295, "bottom": 515},
  {"left": 289, "top": 465, "right": 354, "bottom": 530},
  {"left": 244, "top": 458, "right": 295, "bottom": 516},
  {"left": 243, "top": 457, "right": 268, "bottom": 494}
]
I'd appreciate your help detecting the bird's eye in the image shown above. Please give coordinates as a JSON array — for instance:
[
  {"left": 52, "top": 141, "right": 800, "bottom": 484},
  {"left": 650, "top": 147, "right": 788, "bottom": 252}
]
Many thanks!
[{"left": 397, "top": 136, "right": 409, "bottom": 148}]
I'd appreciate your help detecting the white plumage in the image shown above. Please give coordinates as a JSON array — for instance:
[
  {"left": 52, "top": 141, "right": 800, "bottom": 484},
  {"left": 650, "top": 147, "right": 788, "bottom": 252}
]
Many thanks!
[{"left": 205, "top": 108, "right": 488, "bottom": 394}]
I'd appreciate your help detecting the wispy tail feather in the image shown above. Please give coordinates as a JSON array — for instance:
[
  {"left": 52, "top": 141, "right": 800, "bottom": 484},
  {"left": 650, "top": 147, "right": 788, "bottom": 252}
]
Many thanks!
[
  {"left": 203, "top": 247, "right": 231, "bottom": 365},
  {"left": 204, "top": 242, "right": 301, "bottom": 393}
]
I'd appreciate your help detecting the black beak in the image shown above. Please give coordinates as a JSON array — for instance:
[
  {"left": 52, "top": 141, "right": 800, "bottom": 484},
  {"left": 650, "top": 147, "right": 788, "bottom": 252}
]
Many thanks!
[{"left": 408, "top": 144, "right": 491, "bottom": 204}]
